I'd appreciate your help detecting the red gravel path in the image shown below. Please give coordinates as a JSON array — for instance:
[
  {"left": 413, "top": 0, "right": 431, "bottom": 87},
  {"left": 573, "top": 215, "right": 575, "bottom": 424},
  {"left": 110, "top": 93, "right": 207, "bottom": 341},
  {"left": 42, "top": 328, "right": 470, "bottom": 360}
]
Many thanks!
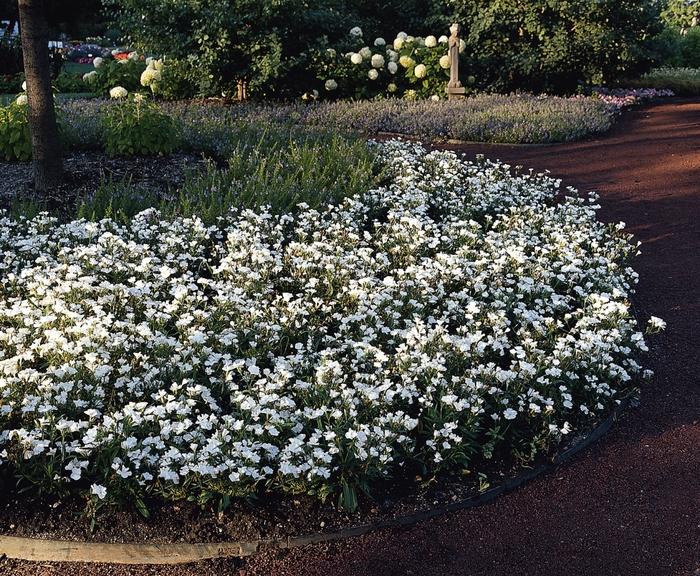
[{"left": 2, "top": 100, "right": 699, "bottom": 576}]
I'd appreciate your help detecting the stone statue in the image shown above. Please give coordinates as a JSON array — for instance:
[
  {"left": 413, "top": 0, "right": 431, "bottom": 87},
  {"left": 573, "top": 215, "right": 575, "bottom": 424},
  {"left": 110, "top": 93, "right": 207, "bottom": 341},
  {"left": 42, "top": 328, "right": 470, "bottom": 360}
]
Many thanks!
[{"left": 446, "top": 23, "right": 466, "bottom": 99}]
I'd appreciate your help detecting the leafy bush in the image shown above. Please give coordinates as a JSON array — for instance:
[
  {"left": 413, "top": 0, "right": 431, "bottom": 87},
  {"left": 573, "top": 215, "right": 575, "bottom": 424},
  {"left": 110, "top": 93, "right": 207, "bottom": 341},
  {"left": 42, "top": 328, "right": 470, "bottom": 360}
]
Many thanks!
[
  {"left": 630, "top": 67, "right": 700, "bottom": 95},
  {"left": 85, "top": 56, "right": 146, "bottom": 97},
  {"left": 53, "top": 72, "right": 88, "bottom": 94},
  {"left": 450, "top": 0, "right": 661, "bottom": 93},
  {"left": 0, "top": 141, "right": 654, "bottom": 513},
  {"left": 651, "top": 27, "right": 700, "bottom": 69},
  {"left": 0, "top": 101, "right": 31, "bottom": 161},
  {"left": 102, "top": 96, "right": 179, "bottom": 156},
  {"left": 0, "top": 72, "right": 22, "bottom": 94}
]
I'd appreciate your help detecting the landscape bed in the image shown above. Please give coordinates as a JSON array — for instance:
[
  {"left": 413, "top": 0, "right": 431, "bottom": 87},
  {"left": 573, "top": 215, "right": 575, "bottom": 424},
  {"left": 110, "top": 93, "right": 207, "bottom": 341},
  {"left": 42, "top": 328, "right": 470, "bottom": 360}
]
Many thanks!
[{"left": 0, "top": 140, "right": 657, "bottom": 530}]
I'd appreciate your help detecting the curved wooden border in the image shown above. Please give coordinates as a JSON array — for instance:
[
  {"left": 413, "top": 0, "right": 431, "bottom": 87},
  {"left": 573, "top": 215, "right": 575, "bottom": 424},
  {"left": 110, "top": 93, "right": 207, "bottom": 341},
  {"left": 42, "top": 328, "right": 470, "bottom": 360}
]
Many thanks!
[{"left": 0, "top": 402, "right": 628, "bottom": 565}]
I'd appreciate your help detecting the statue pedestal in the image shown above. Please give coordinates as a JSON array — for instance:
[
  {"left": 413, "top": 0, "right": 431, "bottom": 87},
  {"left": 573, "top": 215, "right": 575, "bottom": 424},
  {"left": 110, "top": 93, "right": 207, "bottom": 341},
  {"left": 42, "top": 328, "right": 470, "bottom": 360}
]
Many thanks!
[{"left": 446, "top": 86, "right": 466, "bottom": 100}]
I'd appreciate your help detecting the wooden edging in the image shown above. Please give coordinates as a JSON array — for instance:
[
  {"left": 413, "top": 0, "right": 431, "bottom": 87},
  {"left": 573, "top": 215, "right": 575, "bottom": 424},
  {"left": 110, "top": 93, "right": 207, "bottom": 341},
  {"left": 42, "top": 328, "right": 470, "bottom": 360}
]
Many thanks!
[{"left": 0, "top": 402, "right": 628, "bottom": 565}]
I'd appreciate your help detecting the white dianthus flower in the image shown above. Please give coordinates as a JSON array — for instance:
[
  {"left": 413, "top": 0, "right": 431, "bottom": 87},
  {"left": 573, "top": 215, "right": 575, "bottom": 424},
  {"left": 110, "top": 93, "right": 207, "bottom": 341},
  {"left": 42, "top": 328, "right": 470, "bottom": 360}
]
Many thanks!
[
  {"left": 414, "top": 64, "right": 427, "bottom": 78},
  {"left": 91, "top": 484, "right": 107, "bottom": 500},
  {"left": 371, "top": 54, "right": 385, "bottom": 68},
  {"left": 503, "top": 408, "right": 518, "bottom": 420},
  {"left": 109, "top": 86, "right": 128, "bottom": 99},
  {"left": 350, "top": 53, "right": 363, "bottom": 65}
]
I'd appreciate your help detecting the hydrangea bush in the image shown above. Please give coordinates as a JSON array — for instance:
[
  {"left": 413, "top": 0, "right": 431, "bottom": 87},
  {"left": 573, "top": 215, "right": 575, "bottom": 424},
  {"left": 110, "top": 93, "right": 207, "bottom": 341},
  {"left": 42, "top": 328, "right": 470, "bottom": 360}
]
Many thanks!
[
  {"left": 310, "top": 27, "right": 467, "bottom": 100},
  {"left": 0, "top": 141, "right": 651, "bottom": 512}
]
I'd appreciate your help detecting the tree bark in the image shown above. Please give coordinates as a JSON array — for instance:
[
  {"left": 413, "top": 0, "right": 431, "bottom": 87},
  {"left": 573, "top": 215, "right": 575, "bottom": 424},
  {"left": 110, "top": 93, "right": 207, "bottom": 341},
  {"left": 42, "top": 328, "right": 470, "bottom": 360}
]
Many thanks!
[{"left": 17, "top": 0, "right": 63, "bottom": 193}]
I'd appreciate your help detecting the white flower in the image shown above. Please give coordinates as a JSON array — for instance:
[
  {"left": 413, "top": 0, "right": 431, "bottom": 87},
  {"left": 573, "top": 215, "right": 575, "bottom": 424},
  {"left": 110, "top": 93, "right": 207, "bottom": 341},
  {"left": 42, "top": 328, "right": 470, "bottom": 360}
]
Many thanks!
[
  {"left": 371, "top": 54, "right": 385, "bottom": 68},
  {"left": 324, "top": 79, "right": 338, "bottom": 91},
  {"left": 91, "top": 484, "right": 107, "bottom": 500},
  {"left": 368, "top": 69, "right": 379, "bottom": 80},
  {"left": 438, "top": 35, "right": 448, "bottom": 43},
  {"left": 350, "top": 53, "right": 363, "bottom": 65},
  {"left": 140, "top": 66, "right": 162, "bottom": 87},
  {"left": 21, "top": 80, "right": 26, "bottom": 91},
  {"left": 439, "top": 55, "right": 450, "bottom": 69},
  {"left": 109, "top": 86, "right": 128, "bottom": 99},
  {"left": 393, "top": 37, "right": 405, "bottom": 50},
  {"left": 459, "top": 39, "right": 466, "bottom": 53},
  {"left": 387, "top": 82, "right": 397, "bottom": 93},
  {"left": 399, "top": 55, "right": 414, "bottom": 68},
  {"left": 425, "top": 35, "right": 437, "bottom": 48},
  {"left": 359, "top": 46, "right": 372, "bottom": 59},
  {"left": 326, "top": 48, "right": 336, "bottom": 58},
  {"left": 503, "top": 408, "right": 518, "bottom": 420},
  {"left": 430, "top": 94, "right": 440, "bottom": 101},
  {"left": 374, "top": 37, "right": 386, "bottom": 46},
  {"left": 82, "top": 70, "right": 98, "bottom": 83},
  {"left": 127, "top": 51, "right": 139, "bottom": 60},
  {"left": 93, "top": 57, "right": 104, "bottom": 68},
  {"left": 15, "top": 94, "right": 27, "bottom": 105},
  {"left": 647, "top": 316, "right": 666, "bottom": 333},
  {"left": 349, "top": 26, "right": 363, "bottom": 38},
  {"left": 388, "top": 61, "right": 398, "bottom": 74},
  {"left": 397, "top": 31, "right": 408, "bottom": 40},
  {"left": 414, "top": 64, "right": 427, "bottom": 79}
]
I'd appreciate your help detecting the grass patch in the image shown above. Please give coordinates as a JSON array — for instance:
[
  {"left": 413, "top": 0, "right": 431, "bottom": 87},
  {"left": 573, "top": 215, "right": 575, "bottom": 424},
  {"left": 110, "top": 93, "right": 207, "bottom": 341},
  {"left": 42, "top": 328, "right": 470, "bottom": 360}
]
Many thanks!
[{"left": 628, "top": 67, "right": 700, "bottom": 96}]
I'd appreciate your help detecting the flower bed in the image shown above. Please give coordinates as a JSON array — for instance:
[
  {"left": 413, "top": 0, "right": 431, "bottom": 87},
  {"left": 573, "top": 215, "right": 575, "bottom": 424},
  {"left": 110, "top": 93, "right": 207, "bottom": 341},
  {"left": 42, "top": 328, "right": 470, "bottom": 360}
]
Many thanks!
[
  {"left": 59, "top": 93, "right": 618, "bottom": 150},
  {"left": 0, "top": 141, "right": 653, "bottom": 513}
]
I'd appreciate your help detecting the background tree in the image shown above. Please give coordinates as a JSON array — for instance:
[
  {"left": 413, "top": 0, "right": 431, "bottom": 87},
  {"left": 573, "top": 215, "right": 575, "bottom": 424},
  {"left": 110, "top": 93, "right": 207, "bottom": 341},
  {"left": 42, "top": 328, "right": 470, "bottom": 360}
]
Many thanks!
[
  {"left": 450, "top": 0, "right": 662, "bottom": 93},
  {"left": 17, "top": 0, "right": 62, "bottom": 191}
]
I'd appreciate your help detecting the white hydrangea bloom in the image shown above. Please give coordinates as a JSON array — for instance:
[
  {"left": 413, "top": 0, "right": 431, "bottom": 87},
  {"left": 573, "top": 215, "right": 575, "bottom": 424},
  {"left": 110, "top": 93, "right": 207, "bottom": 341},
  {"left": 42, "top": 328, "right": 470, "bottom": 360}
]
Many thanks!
[
  {"left": 388, "top": 61, "right": 398, "bottom": 74},
  {"left": 414, "top": 64, "right": 427, "bottom": 78},
  {"left": 324, "top": 79, "right": 338, "bottom": 91},
  {"left": 374, "top": 37, "right": 386, "bottom": 46},
  {"left": 371, "top": 54, "right": 385, "bottom": 68},
  {"left": 349, "top": 26, "right": 363, "bottom": 38},
  {"left": 359, "top": 46, "right": 372, "bottom": 59},
  {"left": 368, "top": 69, "right": 379, "bottom": 80},
  {"left": 15, "top": 94, "right": 27, "bottom": 105},
  {"left": 350, "top": 52, "right": 363, "bottom": 65},
  {"left": 109, "top": 86, "right": 128, "bottom": 99},
  {"left": 93, "top": 57, "right": 104, "bottom": 68},
  {"left": 439, "top": 55, "right": 450, "bottom": 69},
  {"left": 438, "top": 35, "right": 448, "bottom": 43}
]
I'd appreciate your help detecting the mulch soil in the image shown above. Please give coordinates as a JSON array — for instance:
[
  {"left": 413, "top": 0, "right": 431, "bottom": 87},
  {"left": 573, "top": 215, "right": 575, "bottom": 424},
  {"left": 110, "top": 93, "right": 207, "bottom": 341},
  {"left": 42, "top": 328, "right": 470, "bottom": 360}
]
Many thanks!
[{"left": 1, "top": 98, "right": 699, "bottom": 576}]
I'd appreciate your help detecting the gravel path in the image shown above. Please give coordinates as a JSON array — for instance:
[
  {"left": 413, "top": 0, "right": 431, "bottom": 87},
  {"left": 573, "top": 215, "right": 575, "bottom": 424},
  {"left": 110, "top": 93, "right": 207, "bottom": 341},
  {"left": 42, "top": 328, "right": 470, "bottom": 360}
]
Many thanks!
[{"left": 2, "top": 99, "right": 699, "bottom": 576}]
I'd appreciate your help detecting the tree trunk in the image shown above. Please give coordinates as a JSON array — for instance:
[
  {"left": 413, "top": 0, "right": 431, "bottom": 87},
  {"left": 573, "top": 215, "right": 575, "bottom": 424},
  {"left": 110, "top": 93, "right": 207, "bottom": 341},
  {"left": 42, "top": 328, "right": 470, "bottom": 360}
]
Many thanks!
[{"left": 18, "top": 0, "right": 63, "bottom": 193}]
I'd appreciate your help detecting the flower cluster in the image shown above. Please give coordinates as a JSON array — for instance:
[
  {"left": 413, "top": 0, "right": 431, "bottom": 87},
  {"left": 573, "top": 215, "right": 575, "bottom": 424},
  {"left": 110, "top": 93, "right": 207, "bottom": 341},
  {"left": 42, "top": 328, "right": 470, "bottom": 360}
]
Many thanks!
[
  {"left": 591, "top": 87, "right": 674, "bottom": 108},
  {"left": 0, "top": 142, "right": 652, "bottom": 509},
  {"left": 313, "top": 27, "right": 467, "bottom": 100}
]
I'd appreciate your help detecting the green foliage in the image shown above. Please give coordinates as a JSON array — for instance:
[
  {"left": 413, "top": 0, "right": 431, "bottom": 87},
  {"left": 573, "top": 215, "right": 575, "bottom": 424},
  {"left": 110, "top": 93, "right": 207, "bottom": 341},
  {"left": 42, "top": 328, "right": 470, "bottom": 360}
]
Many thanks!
[
  {"left": 102, "top": 96, "right": 179, "bottom": 156},
  {"left": 652, "top": 26, "right": 700, "bottom": 68},
  {"left": 87, "top": 58, "right": 146, "bottom": 97},
  {"left": 450, "top": 0, "right": 662, "bottom": 93},
  {"left": 661, "top": 0, "right": 700, "bottom": 29},
  {"left": 53, "top": 72, "right": 88, "bottom": 94},
  {"left": 0, "top": 102, "right": 31, "bottom": 161},
  {"left": 0, "top": 72, "right": 22, "bottom": 94},
  {"left": 157, "top": 57, "right": 198, "bottom": 100},
  {"left": 629, "top": 66, "right": 700, "bottom": 95},
  {"left": 78, "top": 125, "right": 379, "bottom": 223}
]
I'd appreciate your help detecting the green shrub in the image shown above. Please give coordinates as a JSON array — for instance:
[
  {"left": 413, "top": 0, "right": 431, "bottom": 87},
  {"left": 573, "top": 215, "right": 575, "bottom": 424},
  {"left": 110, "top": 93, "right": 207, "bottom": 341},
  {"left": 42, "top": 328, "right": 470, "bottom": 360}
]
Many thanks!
[
  {"left": 102, "top": 96, "right": 179, "bottom": 156},
  {"left": 53, "top": 72, "right": 88, "bottom": 94},
  {"left": 87, "top": 58, "right": 146, "bottom": 97},
  {"left": 631, "top": 67, "right": 700, "bottom": 95},
  {"left": 0, "top": 101, "right": 31, "bottom": 161}
]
